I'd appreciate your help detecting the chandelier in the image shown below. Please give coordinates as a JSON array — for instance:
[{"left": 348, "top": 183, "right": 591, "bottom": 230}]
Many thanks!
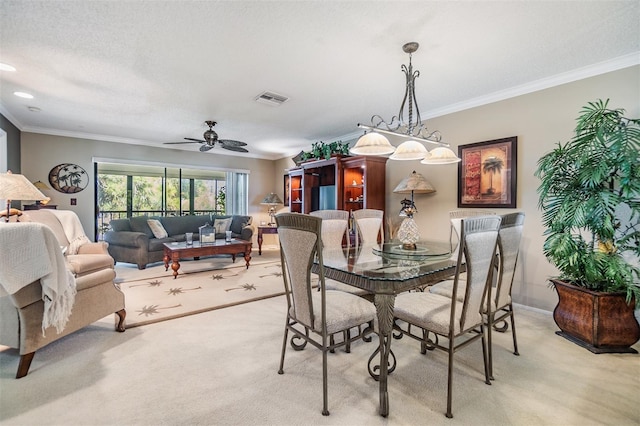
[{"left": 351, "top": 42, "right": 460, "bottom": 164}]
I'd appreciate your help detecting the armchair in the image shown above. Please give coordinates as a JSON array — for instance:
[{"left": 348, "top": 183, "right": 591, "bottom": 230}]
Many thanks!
[{"left": 0, "top": 210, "right": 125, "bottom": 378}]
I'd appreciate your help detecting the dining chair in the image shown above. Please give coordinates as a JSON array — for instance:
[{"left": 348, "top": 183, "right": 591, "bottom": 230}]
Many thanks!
[
  {"left": 449, "top": 209, "right": 496, "bottom": 260},
  {"left": 275, "top": 213, "right": 377, "bottom": 416},
  {"left": 393, "top": 215, "right": 502, "bottom": 418},
  {"left": 310, "top": 209, "right": 369, "bottom": 352},
  {"left": 429, "top": 212, "right": 525, "bottom": 380},
  {"left": 353, "top": 209, "right": 384, "bottom": 247}
]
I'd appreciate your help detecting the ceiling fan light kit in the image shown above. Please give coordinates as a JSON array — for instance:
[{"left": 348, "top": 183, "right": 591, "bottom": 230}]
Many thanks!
[
  {"left": 164, "top": 120, "right": 249, "bottom": 153},
  {"left": 352, "top": 42, "right": 460, "bottom": 164}
]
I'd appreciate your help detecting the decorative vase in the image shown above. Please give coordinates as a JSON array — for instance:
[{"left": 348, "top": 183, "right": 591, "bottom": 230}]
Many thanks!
[
  {"left": 552, "top": 279, "right": 640, "bottom": 353},
  {"left": 397, "top": 217, "right": 419, "bottom": 250}
]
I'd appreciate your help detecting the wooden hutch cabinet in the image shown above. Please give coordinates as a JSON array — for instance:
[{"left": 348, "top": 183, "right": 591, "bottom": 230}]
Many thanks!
[
  {"left": 288, "top": 168, "right": 304, "bottom": 213},
  {"left": 287, "top": 155, "right": 387, "bottom": 214}
]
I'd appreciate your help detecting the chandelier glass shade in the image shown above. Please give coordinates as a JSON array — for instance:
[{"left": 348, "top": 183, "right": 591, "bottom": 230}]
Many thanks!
[
  {"left": 421, "top": 146, "right": 462, "bottom": 165},
  {"left": 350, "top": 132, "right": 396, "bottom": 155},
  {"left": 389, "top": 141, "right": 429, "bottom": 161},
  {"left": 353, "top": 42, "right": 460, "bottom": 163}
]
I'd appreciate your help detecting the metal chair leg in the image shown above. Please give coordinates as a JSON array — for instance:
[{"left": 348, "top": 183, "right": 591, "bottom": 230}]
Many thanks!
[
  {"left": 487, "top": 313, "right": 495, "bottom": 380},
  {"left": 278, "top": 320, "right": 289, "bottom": 375},
  {"left": 446, "top": 337, "right": 454, "bottom": 419},
  {"left": 481, "top": 325, "right": 492, "bottom": 386},
  {"left": 509, "top": 305, "right": 520, "bottom": 356},
  {"left": 322, "top": 341, "right": 329, "bottom": 416}
]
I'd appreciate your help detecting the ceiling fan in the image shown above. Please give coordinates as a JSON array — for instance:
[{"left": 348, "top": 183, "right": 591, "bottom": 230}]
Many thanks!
[{"left": 164, "top": 120, "right": 249, "bottom": 153}]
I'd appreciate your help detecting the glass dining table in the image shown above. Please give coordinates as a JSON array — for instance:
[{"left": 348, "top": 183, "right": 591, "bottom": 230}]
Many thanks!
[{"left": 313, "top": 240, "right": 457, "bottom": 417}]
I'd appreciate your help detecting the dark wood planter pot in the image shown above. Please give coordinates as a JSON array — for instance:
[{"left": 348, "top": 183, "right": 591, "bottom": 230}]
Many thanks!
[{"left": 552, "top": 279, "right": 640, "bottom": 353}]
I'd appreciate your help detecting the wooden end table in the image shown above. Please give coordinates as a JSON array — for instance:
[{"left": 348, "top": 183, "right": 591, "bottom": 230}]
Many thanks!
[
  {"left": 257, "top": 225, "right": 278, "bottom": 255},
  {"left": 163, "top": 239, "right": 252, "bottom": 279}
]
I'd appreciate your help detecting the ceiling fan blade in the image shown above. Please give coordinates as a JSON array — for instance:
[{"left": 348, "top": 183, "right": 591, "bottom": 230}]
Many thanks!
[
  {"left": 164, "top": 141, "right": 200, "bottom": 145},
  {"left": 184, "top": 137, "right": 206, "bottom": 143},
  {"left": 219, "top": 139, "right": 248, "bottom": 147},
  {"left": 199, "top": 144, "right": 214, "bottom": 152},
  {"left": 220, "top": 144, "right": 249, "bottom": 153}
]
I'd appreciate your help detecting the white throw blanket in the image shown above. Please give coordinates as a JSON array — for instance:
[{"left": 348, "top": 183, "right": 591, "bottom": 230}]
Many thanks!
[
  {"left": 48, "top": 210, "right": 91, "bottom": 255},
  {"left": 0, "top": 222, "right": 77, "bottom": 335}
]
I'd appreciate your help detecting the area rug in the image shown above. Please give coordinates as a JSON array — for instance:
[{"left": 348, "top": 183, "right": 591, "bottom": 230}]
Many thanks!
[{"left": 114, "top": 249, "right": 295, "bottom": 328}]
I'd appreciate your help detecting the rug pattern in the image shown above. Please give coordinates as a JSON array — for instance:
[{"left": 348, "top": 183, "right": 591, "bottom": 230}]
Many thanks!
[{"left": 118, "top": 258, "right": 288, "bottom": 328}]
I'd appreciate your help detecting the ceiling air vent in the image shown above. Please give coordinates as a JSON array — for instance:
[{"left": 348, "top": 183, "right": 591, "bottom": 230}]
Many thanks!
[{"left": 255, "top": 91, "right": 289, "bottom": 106}]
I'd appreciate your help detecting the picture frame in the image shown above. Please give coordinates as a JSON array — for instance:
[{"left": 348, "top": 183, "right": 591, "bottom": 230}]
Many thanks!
[
  {"left": 283, "top": 175, "right": 290, "bottom": 206},
  {"left": 458, "top": 136, "right": 517, "bottom": 208}
]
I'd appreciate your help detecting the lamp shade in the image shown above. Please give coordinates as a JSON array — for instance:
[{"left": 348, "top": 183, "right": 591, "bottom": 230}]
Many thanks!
[
  {"left": 350, "top": 132, "right": 395, "bottom": 156},
  {"left": 32, "top": 180, "right": 51, "bottom": 191},
  {"left": 421, "top": 147, "right": 461, "bottom": 164},
  {"left": 261, "top": 192, "right": 283, "bottom": 205},
  {"left": 0, "top": 171, "right": 47, "bottom": 201},
  {"left": 393, "top": 171, "right": 436, "bottom": 194},
  {"left": 389, "top": 140, "right": 428, "bottom": 161}
]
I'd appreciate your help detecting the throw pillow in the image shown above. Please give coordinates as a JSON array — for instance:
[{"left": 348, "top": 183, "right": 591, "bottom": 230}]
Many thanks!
[
  {"left": 214, "top": 217, "right": 232, "bottom": 234},
  {"left": 147, "top": 219, "right": 168, "bottom": 239}
]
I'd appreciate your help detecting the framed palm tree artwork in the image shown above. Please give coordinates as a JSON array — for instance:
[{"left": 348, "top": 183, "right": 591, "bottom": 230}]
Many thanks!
[{"left": 457, "top": 136, "right": 517, "bottom": 208}]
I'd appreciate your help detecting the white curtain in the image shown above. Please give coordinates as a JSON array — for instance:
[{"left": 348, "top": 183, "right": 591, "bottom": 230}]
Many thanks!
[{"left": 226, "top": 172, "right": 248, "bottom": 215}]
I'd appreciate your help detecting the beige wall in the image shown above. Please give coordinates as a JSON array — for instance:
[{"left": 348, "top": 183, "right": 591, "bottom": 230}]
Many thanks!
[
  {"left": 21, "top": 66, "right": 639, "bottom": 312},
  {"left": 20, "top": 135, "right": 278, "bottom": 243}
]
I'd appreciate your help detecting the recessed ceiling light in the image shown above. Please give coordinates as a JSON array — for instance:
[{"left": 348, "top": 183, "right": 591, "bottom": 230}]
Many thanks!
[
  {"left": 0, "top": 63, "right": 16, "bottom": 72},
  {"left": 14, "top": 91, "right": 34, "bottom": 99}
]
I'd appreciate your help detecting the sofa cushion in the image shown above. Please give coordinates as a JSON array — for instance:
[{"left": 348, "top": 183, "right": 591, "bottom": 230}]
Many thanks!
[
  {"left": 230, "top": 215, "right": 252, "bottom": 235},
  {"left": 109, "top": 219, "right": 132, "bottom": 232},
  {"left": 147, "top": 219, "right": 168, "bottom": 238},
  {"left": 160, "top": 215, "right": 211, "bottom": 236},
  {"left": 213, "top": 217, "right": 232, "bottom": 234},
  {"left": 129, "top": 216, "right": 160, "bottom": 237}
]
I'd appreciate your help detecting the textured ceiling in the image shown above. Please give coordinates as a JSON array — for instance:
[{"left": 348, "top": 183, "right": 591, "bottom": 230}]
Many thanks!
[{"left": 1, "top": 1, "right": 638, "bottom": 160}]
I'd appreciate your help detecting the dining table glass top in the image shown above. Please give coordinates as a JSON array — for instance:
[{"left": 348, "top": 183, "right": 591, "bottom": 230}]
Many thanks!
[{"left": 320, "top": 240, "right": 455, "bottom": 284}]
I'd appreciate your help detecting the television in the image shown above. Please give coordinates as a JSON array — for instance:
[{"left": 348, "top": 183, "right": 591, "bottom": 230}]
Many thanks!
[{"left": 311, "top": 185, "right": 336, "bottom": 211}]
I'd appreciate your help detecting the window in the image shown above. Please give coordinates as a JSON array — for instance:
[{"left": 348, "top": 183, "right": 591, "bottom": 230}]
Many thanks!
[{"left": 96, "top": 161, "right": 248, "bottom": 240}]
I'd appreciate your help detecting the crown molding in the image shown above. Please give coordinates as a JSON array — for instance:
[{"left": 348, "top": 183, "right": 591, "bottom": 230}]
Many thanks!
[{"left": 422, "top": 52, "right": 639, "bottom": 120}]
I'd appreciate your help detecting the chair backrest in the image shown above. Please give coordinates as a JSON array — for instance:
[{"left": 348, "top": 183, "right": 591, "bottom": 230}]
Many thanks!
[
  {"left": 454, "top": 215, "right": 501, "bottom": 331},
  {"left": 275, "top": 213, "right": 324, "bottom": 331},
  {"left": 353, "top": 209, "right": 384, "bottom": 246},
  {"left": 310, "top": 210, "right": 349, "bottom": 251},
  {"left": 449, "top": 209, "right": 496, "bottom": 259},
  {"left": 493, "top": 212, "right": 525, "bottom": 310}
]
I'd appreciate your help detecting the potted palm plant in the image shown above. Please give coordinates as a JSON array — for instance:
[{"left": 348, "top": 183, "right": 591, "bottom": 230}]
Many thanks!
[{"left": 535, "top": 99, "right": 640, "bottom": 353}]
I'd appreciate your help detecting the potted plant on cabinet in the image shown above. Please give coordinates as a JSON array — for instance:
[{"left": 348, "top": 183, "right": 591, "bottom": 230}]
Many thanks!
[
  {"left": 535, "top": 99, "right": 640, "bottom": 353},
  {"left": 301, "top": 140, "right": 350, "bottom": 161}
]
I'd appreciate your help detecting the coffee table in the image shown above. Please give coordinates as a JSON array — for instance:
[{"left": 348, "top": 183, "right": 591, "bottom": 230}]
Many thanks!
[{"left": 163, "top": 239, "right": 252, "bottom": 279}]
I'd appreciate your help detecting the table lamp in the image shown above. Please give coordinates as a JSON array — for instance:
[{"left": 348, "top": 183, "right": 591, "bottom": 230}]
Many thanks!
[
  {"left": 0, "top": 171, "right": 47, "bottom": 222},
  {"left": 32, "top": 180, "right": 52, "bottom": 205},
  {"left": 261, "top": 192, "right": 283, "bottom": 226},
  {"left": 392, "top": 170, "right": 436, "bottom": 250}
]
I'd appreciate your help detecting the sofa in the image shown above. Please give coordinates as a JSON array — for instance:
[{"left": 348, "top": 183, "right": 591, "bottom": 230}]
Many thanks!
[
  {"left": 0, "top": 209, "right": 126, "bottom": 378},
  {"left": 104, "top": 214, "right": 254, "bottom": 269}
]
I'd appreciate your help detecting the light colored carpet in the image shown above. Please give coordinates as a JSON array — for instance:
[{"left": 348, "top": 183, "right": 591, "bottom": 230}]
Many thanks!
[
  {"left": 113, "top": 250, "right": 285, "bottom": 328},
  {"left": 1, "top": 250, "right": 639, "bottom": 425}
]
